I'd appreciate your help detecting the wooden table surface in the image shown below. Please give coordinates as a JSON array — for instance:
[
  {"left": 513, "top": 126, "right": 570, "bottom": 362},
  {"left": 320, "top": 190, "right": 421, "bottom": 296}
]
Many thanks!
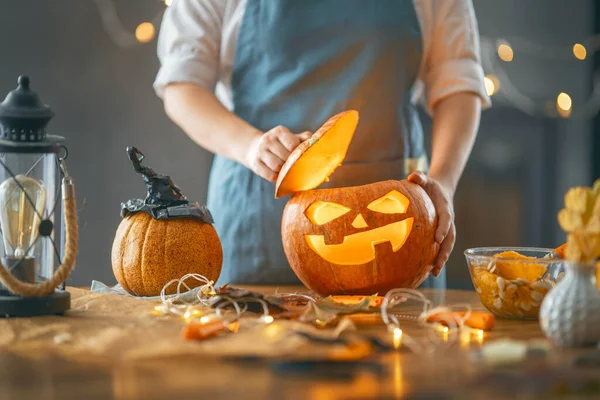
[{"left": 1, "top": 286, "right": 599, "bottom": 400}]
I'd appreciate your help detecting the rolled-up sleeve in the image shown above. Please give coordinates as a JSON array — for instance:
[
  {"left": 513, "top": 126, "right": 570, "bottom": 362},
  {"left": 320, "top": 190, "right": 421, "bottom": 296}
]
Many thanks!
[
  {"left": 153, "top": 0, "right": 225, "bottom": 99},
  {"left": 420, "top": 0, "right": 491, "bottom": 114}
]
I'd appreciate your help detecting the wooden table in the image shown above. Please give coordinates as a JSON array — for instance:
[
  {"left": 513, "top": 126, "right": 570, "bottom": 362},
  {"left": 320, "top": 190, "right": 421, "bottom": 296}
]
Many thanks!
[{"left": 0, "top": 286, "right": 599, "bottom": 400}]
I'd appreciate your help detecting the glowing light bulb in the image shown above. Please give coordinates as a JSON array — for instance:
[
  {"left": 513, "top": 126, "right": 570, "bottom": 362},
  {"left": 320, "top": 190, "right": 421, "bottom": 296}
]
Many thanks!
[
  {"left": 557, "top": 92, "right": 572, "bottom": 111},
  {"left": 135, "top": 22, "right": 156, "bottom": 43},
  {"left": 497, "top": 44, "right": 514, "bottom": 62},
  {"left": 460, "top": 330, "right": 471, "bottom": 348},
  {"left": 199, "top": 316, "right": 210, "bottom": 324},
  {"left": 442, "top": 326, "right": 449, "bottom": 333},
  {"left": 484, "top": 77, "right": 495, "bottom": 96},
  {"left": 476, "top": 329, "right": 484, "bottom": 342},
  {"left": 262, "top": 315, "right": 274, "bottom": 324},
  {"left": 573, "top": 43, "right": 586, "bottom": 60},
  {"left": 484, "top": 74, "right": 499, "bottom": 96},
  {"left": 164, "top": 0, "right": 173, "bottom": 6},
  {"left": 393, "top": 328, "right": 403, "bottom": 349},
  {"left": 0, "top": 175, "right": 46, "bottom": 258}
]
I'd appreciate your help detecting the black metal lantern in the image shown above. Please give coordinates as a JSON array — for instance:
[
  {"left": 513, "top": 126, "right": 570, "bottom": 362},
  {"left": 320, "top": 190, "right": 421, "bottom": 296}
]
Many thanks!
[{"left": 0, "top": 75, "right": 78, "bottom": 317}]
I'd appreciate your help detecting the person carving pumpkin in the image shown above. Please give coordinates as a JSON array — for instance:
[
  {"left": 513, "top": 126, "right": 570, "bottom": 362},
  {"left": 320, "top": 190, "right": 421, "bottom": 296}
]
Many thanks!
[{"left": 153, "top": 0, "right": 491, "bottom": 288}]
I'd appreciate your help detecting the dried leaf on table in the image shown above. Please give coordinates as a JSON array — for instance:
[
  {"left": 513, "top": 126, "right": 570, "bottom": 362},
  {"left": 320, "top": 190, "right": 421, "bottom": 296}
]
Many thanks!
[
  {"left": 218, "top": 283, "right": 230, "bottom": 292},
  {"left": 273, "top": 293, "right": 317, "bottom": 308},
  {"left": 299, "top": 302, "right": 338, "bottom": 325},
  {"left": 295, "top": 295, "right": 382, "bottom": 327},
  {"left": 316, "top": 295, "right": 379, "bottom": 314},
  {"left": 208, "top": 287, "right": 284, "bottom": 313}
]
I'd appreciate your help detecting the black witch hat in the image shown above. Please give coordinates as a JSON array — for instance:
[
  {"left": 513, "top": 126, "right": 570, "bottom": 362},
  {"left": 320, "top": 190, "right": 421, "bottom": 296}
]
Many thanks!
[{"left": 120, "top": 146, "right": 214, "bottom": 223}]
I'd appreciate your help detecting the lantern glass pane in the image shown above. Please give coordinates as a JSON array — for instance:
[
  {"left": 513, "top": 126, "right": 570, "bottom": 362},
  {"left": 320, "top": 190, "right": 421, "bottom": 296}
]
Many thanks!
[{"left": 0, "top": 152, "right": 60, "bottom": 283}]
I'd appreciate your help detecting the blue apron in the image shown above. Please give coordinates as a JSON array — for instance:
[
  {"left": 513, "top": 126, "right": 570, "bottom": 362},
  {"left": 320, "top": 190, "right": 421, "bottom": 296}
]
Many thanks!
[{"left": 207, "top": 0, "right": 446, "bottom": 289}]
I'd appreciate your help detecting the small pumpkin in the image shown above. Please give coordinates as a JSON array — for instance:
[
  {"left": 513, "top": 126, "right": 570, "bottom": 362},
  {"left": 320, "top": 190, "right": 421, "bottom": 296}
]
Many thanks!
[
  {"left": 111, "top": 212, "right": 222, "bottom": 297},
  {"left": 111, "top": 147, "right": 222, "bottom": 297},
  {"left": 275, "top": 111, "right": 437, "bottom": 295}
]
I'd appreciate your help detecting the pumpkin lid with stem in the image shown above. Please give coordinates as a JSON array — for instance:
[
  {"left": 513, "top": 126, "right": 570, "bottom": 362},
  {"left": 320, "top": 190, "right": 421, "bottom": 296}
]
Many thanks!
[{"left": 274, "top": 110, "right": 359, "bottom": 198}]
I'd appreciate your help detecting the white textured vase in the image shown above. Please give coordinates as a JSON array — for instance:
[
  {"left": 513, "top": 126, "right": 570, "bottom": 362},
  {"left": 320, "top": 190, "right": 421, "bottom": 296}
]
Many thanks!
[{"left": 539, "top": 262, "right": 600, "bottom": 347}]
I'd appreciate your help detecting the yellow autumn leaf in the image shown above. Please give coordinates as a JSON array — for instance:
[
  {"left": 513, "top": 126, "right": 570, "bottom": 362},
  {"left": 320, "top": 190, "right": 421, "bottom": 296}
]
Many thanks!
[
  {"left": 593, "top": 236, "right": 600, "bottom": 258},
  {"left": 565, "top": 234, "right": 583, "bottom": 263},
  {"left": 581, "top": 234, "right": 600, "bottom": 262},
  {"left": 558, "top": 180, "right": 600, "bottom": 264},
  {"left": 564, "top": 187, "right": 592, "bottom": 214},
  {"left": 586, "top": 215, "right": 600, "bottom": 234},
  {"left": 592, "top": 196, "right": 600, "bottom": 218},
  {"left": 592, "top": 179, "right": 600, "bottom": 197},
  {"left": 569, "top": 232, "right": 600, "bottom": 263},
  {"left": 558, "top": 209, "right": 584, "bottom": 232}
]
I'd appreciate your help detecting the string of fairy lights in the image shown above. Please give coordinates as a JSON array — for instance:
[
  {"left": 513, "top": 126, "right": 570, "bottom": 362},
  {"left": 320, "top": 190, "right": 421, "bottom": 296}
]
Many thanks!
[
  {"left": 479, "top": 36, "right": 600, "bottom": 119},
  {"left": 94, "top": 0, "right": 600, "bottom": 120}
]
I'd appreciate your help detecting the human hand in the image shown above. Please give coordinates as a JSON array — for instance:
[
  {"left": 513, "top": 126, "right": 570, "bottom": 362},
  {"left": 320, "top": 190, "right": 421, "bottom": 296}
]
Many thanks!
[
  {"left": 246, "top": 126, "right": 311, "bottom": 182},
  {"left": 408, "top": 171, "right": 455, "bottom": 277}
]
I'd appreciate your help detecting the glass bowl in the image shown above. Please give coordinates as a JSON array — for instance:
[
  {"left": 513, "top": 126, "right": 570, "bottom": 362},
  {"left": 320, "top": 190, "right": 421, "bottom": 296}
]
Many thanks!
[{"left": 465, "top": 247, "right": 565, "bottom": 320}]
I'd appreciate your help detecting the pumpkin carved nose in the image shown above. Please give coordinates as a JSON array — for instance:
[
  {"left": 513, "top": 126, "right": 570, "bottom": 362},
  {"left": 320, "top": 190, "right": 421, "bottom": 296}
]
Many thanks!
[{"left": 351, "top": 214, "right": 368, "bottom": 229}]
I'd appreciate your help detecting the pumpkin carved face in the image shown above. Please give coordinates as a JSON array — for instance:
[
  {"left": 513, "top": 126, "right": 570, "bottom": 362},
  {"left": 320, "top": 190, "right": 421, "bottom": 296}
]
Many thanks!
[
  {"left": 276, "top": 111, "right": 438, "bottom": 295},
  {"left": 304, "top": 190, "right": 414, "bottom": 265}
]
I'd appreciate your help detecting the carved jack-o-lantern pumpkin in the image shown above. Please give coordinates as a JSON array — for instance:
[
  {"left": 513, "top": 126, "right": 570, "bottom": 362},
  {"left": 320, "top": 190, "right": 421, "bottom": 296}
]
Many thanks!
[{"left": 276, "top": 111, "right": 438, "bottom": 295}]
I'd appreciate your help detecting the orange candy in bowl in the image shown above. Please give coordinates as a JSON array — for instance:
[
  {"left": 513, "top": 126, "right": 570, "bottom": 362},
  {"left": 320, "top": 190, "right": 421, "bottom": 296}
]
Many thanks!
[{"left": 465, "top": 247, "right": 565, "bottom": 320}]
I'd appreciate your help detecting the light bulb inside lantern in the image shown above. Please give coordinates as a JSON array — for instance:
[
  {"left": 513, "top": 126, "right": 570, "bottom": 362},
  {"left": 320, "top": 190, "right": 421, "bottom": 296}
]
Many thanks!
[
  {"left": 393, "top": 328, "right": 403, "bottom": 349},
  {"left": 0, "top": 174, "right": 46, "bottom": 258}
]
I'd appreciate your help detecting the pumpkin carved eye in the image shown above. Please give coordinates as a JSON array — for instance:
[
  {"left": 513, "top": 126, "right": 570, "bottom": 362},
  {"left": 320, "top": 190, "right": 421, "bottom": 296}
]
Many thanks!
[
  {"left": 367, "top": 190, "right": 410, "bottom": 214},
  {"left": 305, "top": 201, "right": 351, "bottom": 225}
]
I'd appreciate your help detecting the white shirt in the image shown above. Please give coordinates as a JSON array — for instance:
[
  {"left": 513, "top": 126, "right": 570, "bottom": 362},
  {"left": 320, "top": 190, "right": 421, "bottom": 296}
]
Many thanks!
[{"left": 154, "top": 0, "right": 491, "bottom": 115}]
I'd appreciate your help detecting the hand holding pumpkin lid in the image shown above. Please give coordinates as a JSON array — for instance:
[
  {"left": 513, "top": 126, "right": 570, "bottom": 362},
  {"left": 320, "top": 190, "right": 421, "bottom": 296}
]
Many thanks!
[{"left": 275, "top": 110, "right": 359, "bottom": 198}]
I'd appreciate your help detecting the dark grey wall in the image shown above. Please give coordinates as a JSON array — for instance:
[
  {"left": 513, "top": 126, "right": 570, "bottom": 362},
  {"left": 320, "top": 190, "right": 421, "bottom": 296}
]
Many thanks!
[{"left": 0, "top": 0, "right": 594, "bottom": 289}]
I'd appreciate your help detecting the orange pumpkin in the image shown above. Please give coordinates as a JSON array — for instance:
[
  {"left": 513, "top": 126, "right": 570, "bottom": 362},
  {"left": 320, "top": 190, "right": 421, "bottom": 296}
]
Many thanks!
[
  {"left": 111, "top": 208, "right": 223, "bottom": 297},
  {"left": 276, "top": 111, "right": 438, "bottom": 295}
]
